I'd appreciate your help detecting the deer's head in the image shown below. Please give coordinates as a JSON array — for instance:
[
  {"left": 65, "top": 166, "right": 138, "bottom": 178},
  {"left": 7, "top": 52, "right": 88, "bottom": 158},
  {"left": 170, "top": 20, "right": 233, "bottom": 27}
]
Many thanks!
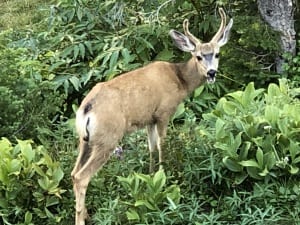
[{"left": 169, "top": 8, "right": 233, "bottom": 83}]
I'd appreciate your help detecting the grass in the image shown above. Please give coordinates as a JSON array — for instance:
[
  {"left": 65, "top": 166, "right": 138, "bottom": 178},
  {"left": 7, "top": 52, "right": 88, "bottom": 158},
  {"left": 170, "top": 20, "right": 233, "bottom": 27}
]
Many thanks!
[{"left": 0, "top": 0, "right": 51, "bottom": 29}]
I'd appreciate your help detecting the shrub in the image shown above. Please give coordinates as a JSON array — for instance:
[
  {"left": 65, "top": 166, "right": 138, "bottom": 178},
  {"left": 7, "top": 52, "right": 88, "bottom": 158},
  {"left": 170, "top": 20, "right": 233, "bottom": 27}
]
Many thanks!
[
  {"left": 0, "top": 30, "right": 65, "bottom": 140},
  {"left": 0, "top": 138, "right": 66, "bottom": 224},
  {"left": 202, "top": 79, "right": 300, "bottom": 184}
]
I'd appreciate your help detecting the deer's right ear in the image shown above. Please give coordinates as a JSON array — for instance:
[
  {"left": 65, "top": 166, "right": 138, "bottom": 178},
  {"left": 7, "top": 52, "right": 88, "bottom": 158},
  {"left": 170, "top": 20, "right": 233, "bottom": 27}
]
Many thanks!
[{"left": 169, "top": 30, "right": 196, "bottom": 52}]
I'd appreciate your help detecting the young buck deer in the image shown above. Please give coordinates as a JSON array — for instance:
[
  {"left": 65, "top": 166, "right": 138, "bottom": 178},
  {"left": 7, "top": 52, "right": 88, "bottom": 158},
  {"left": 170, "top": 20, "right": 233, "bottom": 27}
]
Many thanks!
[{"left": 72, "top": 8, "right": 233, "bottom": 225}]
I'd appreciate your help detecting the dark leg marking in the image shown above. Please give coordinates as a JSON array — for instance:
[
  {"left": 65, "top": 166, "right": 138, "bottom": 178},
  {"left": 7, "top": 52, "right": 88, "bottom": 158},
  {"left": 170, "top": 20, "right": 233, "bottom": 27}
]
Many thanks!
[{"left": 80, "top": 141, "right": 92, "bottom": 166}]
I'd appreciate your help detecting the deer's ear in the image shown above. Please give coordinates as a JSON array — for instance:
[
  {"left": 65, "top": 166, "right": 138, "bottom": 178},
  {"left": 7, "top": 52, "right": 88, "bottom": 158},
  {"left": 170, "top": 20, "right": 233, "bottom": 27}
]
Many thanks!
[
  {"left": 218, "top": 18, "right": 233, "bottom": 47},
  {"left": 169, "top": 30, "right": 196, "bottom": 52}
]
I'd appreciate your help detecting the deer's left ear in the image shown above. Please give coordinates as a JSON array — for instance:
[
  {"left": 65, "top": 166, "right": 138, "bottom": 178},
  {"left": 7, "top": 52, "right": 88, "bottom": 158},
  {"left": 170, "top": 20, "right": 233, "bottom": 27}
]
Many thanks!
[
  {"left": 218, "top": 19, "right": 233, "bottom": 47},
  {"left": 169, "top": 30, "right": 196, "bottom": 52}
]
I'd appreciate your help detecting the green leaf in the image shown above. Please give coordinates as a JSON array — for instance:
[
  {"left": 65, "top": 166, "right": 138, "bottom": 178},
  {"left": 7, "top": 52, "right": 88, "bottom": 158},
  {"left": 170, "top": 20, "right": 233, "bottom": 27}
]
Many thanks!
[
  {"left": 109, "top": 50, "right": 119, "bottom": 70},
  {"left": 153, "top": 169, "right": 166, "bottom": 192},
  {"left": 134, "top": 200, "right": 156, "bottom": 210},
  {"left": 52, "top": 167, "right": 64, "bottom": 182},
  {"left": 172, "top": 102, "right": 185, "bottom": 120},
  {"left": 33, "top": 164, "right": 46, "bottom": 177},
  {"left": 223, "top": 157, "right": 243, "bottom": 172},
  {"left": 69, "top": 76, "right": 81, "bottom": 91},
  {"left": 24, "top": 211, "right": 32, "bottom": 224},
  {"left": 215, "top": 118, "right": 226, "bottom": 139},
  {"left": 79, "top": 43, "right": 85, "bottom": 59},
  {"left": 239, "top": 159, "right": 260, "bottom": 168},
  {"left": 38, "top": 177, "right": 50, "bottom": 190},
  {"left": 8, "top": 159, "right": 21, "bottom": 174},
  {"left": 256, "top": 148, "right": 264, "bottom": 168},
  {"left": 166, "top": 196, "right": 177, "bottom": 210},
  {"left": 258, "top": 167, "right": 269, "bottom": 176},
  {"left": 18, "top": 139, "right": 35, "bottom": 163},
  {"left": 247, "top": 167, "right": 262, "bottom": 179},
  {"left": 135, "top": 173, "right": 151, "bottom": 183},
  {"left": 84, "top": 41, "right": 93, "bottom": 55},
  {"left": 265, "top": 105, "right": 279, "bottom": 125},
  {"left": 155, "top": 49, "right": 174, "bottom": 61},
  {"left": 193, "top": 86, "right": 204, "bottom": 98},
  {"left": 289, "top": 165, "right": 299, "bottom": 174},
  {"left": 126, "top": 209, "right": 140, "bottom": 220},
  {"left": 73, "top": 45, "right": 79, "bottom": 60}
]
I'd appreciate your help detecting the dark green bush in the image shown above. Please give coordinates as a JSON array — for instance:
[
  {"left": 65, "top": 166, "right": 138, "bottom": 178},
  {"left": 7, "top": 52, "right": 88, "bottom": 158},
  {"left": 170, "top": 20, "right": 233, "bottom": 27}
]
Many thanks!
[{"left": 0, "top": 30, "right": 65, "bottom": 140}]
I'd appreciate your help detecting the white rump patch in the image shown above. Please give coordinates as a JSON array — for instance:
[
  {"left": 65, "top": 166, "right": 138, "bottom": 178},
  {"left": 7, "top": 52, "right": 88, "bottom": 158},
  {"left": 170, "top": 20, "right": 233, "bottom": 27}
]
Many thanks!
[{"left": 76, "top": 109, "right": 96, "bottom": 140}]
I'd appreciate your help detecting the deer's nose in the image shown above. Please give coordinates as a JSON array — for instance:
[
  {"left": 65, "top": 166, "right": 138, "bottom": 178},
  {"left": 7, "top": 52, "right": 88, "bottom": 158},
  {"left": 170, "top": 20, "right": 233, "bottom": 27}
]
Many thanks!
[{"left": 207, "top": 69, "right": 217, "bottom": 78}]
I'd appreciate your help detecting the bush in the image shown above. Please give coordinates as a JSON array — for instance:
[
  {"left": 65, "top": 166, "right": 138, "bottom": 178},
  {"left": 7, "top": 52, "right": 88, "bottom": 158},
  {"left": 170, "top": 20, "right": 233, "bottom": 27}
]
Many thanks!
[
  {"left": 202, "top": 79, "right": 300, "bottom": 184},
  {"left": 0, "top": 138, "right": 66, "bottom": 224},
  {"left": 0, "top": 30, "right": 65, "bottom": 140}
]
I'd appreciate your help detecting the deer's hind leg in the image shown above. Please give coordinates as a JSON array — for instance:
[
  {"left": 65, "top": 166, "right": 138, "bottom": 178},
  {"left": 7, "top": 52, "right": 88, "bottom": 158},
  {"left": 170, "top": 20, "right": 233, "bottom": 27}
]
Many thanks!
[{"left": 72, "top": 138, "right": 118, "bottom": 225}]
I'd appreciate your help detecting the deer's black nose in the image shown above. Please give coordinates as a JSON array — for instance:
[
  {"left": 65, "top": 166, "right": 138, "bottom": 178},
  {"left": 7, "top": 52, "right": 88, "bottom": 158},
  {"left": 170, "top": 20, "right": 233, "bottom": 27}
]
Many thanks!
[{"left": 207, "top": 69, "right": 217, "bottom": 78}]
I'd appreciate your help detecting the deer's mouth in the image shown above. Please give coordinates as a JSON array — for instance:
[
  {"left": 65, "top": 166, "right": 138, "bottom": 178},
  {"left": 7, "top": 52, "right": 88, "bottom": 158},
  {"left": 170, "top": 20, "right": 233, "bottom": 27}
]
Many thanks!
[
  {"left": 206, "top": 76, "right": 216, "bottom": 84},
  {"left": 206, "top": 69, "right": 216, "bottom": 84}
]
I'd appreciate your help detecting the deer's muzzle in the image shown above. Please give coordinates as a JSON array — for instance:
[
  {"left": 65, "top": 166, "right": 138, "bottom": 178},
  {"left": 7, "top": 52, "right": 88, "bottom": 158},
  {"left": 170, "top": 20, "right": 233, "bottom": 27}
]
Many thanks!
[{"left": 206, "top": 69, "right": 216, "bottom": 83}]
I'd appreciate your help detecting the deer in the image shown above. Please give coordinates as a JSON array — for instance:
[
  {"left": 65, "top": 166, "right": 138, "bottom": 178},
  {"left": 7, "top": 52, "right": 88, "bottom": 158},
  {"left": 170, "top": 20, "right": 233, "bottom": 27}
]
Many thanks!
[{"left": 71, "top": 8, "right": 233, "bottom": 225}]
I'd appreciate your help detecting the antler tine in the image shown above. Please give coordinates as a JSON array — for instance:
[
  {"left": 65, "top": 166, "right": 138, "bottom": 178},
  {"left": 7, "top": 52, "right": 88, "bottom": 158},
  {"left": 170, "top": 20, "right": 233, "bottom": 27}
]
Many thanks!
[
  {"left": 183, "top": 19, "right": 201, "bottom": 45},
  {"left": 211, "top": 8, "right": 227, "bottom": 43}
]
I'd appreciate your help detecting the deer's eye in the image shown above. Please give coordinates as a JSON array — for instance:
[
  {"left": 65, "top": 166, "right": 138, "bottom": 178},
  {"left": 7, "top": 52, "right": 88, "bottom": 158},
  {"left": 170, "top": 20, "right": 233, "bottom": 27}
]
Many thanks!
[
  {"left": 215, "top": 53, "right": 220, "bottom": 58},
  {"left": 196, "top": 56, "right": 202, "bottom": 61}
]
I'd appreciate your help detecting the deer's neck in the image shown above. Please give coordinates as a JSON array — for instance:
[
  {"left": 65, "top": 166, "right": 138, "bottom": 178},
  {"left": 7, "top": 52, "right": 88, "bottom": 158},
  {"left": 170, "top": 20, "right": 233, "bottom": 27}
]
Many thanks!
[{"left": 175, "top": 58, "right": 206, "bottom": 93}]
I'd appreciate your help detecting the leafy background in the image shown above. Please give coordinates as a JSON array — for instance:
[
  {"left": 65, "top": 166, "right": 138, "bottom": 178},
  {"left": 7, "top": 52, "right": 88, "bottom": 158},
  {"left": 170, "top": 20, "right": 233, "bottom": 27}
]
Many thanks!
[{"left": 0, "top": 0, "right": 300, "bottom": 224}]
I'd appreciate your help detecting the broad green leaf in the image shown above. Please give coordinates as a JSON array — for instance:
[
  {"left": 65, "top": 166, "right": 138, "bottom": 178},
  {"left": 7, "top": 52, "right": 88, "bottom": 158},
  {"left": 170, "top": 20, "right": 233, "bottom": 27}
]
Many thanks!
[
  {"left": 134, "top": 200, "right": 156, "bottom": 210},
  {"left": 166, "top": 196, "right": 178, "bottom": 210},
  {"left": 265, "top": 105, "right": 279, "bottom": 125},
  {"left": 52, "top": 167, "right": 64, "bottom": 182},
  {"left": 234, "top": 173, "right": 248, "bottom": 185},
  {"left": 84, "top": 41, "right": 93, "bottom": 55},
  {"left": 223, "top": 157, "right": 243, "bottom": 172},
  {"left": 135, "top": 173, "right": 151, "bottom": 183},
  {"left": 227, "top": 90, "right": 243, "bottom": 104},
  {"left": 24, "top": 211, "right": 32, "bottom": 224},
  {"left": 153, "top": 169, "right": 166, "bottom": 192},
  {"left": 73, "top": 45, "right": 79, "bottom": 60},
  {"left": 247, "top": 167, "right": 262, "bottom": 179},
  {"left": 239, "top": 142, "right": 251, "bottom": 160},
  {"left": 126, "top": 209, "right": 140, "bottom": 220},
  {"left": 239, "top": 159, "right": 260, "bottom": 168},
  {"left": 109, "top": 50, "right": 119, "bottom": 70},
  {"left": 258, "top": 167, "right": 269, "bottom": 176},
  {"left": 242, "top": 82, "right": 264, "bottom": 107},
  {"left": 289, "top": 165, "right": 299, "bottom": 174},
  {"left": 172, "top": 103, "right": 185, "bottom": 120},
  {"left": 69, "top": 76, "right": 81, "bottom": 91},
  {"left": 8, "top": 159, "right": 21, "bottom": 174},
  {"left": 38, "top": 177, "right": 50, "bottom": 190},
  {"left": 264, "top": 152, "right": 276, "bottom": 170},
  {"left": 166, "top": 185, "right": 181, "bottom": 204},
  {"left": 193, "top": 86, "right": 204, "bottom": 98},
  {"left": 256, "top": 148, "right": 264, "bottom": 168},
  {"left": 155, "top": 49, "right": 174, "bottom": 61},
  {"left": 215, "top": 118, "right": 226, "bottom": 139},
  {"left": 223, "top": 101, "right": 238, "bottom": 115},
  {"left": 79, "top": 43, "right": 85, "bottom": 59},
  {"left": 33, "top": 164, "right": 46, "bottom": 177},
  {"left": 18, "top": 139, "right": 35, "bottom": 163}
]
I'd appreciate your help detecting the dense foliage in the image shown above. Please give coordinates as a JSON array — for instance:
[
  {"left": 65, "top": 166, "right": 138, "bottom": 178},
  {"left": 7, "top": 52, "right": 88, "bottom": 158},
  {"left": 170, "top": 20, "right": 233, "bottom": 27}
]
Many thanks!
[{"left": 0, "top": 0, "right": 299, "bottom": 224}]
